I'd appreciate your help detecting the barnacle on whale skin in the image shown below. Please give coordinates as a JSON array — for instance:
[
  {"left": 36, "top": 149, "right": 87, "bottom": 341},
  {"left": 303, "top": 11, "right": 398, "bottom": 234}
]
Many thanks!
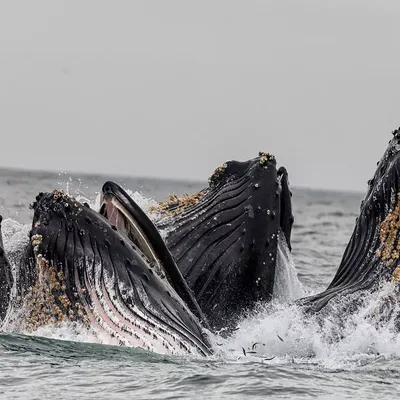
[
  {"left": 391, "top": 126, "right": 400, "bottom": 136},
  {"left": 20, "top": 253, "right": 88, "bottom": 332},
  {"left": 30, "top": 234, "right": 43, "bottom": 247},
  {"left": 377, "top": 193, "right": 400, "bottom": 275},
  {"left": 258, "top": 152, "right": 276, "bottom": 167},
  {"left": 392, "top": 266, "right": 400, "bottom": 283},
  {"left": 208, "top": 162, "right": 228, "bottom": 187},
  {"left": 149, "top": 191, "right": 206, "bottom": 217}
]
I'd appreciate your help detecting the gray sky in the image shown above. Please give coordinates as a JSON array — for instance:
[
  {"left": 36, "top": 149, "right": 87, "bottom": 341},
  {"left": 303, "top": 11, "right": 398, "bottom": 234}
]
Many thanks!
[{"left": 0, "top": 0, "right": 399, "bottom": 191}]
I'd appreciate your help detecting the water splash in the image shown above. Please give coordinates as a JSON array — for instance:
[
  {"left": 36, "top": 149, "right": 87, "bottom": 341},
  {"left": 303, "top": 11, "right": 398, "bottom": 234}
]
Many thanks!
[
  {"left": 91, "top": 189, "right": 159, "bottom": 216},
  {"left": 217, "top": 280, "right": 400, "bottom": 370},
  {"left": 273, "top": 233, "right": 305, "bottom": 302}
]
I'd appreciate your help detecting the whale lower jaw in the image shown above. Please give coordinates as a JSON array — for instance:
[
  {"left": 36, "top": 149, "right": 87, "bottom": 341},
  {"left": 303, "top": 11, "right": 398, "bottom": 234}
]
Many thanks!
[
  {"left": 4, "top": 249, "right": 209, "bottom": 357},
  {"left": 77, "top": 279, "right": 208, "bottom": 356}
]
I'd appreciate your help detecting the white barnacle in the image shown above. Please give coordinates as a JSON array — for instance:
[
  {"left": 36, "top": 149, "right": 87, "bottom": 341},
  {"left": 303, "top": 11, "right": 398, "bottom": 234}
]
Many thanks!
[{"left": 31, "top": 234, "right": 43, "bottom": 246}]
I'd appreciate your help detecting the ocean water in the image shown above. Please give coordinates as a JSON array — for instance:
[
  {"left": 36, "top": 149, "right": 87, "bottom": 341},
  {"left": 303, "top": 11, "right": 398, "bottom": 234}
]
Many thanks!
[{"left": 1, "top": 167, "right": 399, "bottom": 399}]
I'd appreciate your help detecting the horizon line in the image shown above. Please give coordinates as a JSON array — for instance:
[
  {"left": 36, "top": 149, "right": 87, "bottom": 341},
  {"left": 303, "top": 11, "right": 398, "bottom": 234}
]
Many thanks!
[{"left": 0, "top": 165, "right": 365, "bottom": 196}]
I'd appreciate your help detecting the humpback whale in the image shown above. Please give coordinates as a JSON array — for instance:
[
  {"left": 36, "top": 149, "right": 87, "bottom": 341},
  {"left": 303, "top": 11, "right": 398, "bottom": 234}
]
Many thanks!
[
  {"left": 4, "top": 190, "right": 212, "bottom": 356},
  {"left": 298, "top": 130, "right": 400, "bottom": 325},
  {"left": 100, "top": 153, "right": 294, "bottom": 332}
]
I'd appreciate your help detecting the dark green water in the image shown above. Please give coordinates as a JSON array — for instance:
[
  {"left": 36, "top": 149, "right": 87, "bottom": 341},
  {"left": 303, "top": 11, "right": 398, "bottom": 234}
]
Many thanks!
[
  {"left": 1, "top": 168, "right": 399, "bottom": 399},
  {"left": 1, "top": 333, "right": 399, "bottom": 399}
]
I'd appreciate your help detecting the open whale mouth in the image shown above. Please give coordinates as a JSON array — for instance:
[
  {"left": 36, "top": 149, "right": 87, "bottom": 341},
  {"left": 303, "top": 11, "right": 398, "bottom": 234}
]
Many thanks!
[
  {"left": 99, "top": 184, "right": 170, "bottom": 282},
  {"left": 99, "top": 182, "right": 210, "bottom": 329},
  {"left": 100, "top": 196, "right": 132, "bottom": 238},
  {"left": 100, "top": 193, "right": 155, "bottom": 265}
]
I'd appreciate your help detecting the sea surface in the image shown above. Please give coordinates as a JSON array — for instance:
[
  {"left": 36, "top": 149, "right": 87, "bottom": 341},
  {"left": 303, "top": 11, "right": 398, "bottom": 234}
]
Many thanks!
[{"left": 0, "top": 168, "right": 399, "bottom": 399}]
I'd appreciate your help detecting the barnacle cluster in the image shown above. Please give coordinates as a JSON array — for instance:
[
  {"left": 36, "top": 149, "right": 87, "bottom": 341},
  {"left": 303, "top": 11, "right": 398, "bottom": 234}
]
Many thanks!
[
  {"left": 258, "top": 152, "right": 275, "bottom": 167},
  {"left": 51, "top": 189, "right": 69, "bottom": 201},
  {"left": 22, "top": 254, "right": 88, "bottom": 332},
  {"left": 392, "top": 266, "right": 400, "bottom": 282},
  {"left": 391, "top": 127, "right": 400, "bottom": 136},
  {"left": 208, "top": 163, "right": 228, "bottom": 187},
  {"left": 376, "top": 194, "right": 400, "bottom": 281},
  {"left": 51, "top": 190, "right": 80, "bottom": 212},
  {"left": 149, "top": 191, "right": 205, "bottom": 218},
  {"left": 29, "top": 189, "right": 76, "bottom": 213},
  {"left": 31, "top": 234, "right": 43, "bottom": 247}
]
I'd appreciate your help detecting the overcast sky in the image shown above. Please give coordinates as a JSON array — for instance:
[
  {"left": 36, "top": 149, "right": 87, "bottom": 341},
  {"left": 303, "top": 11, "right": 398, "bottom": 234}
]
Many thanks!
[{"left": 0, "top": 0, "right": 399, "bottom": 191}]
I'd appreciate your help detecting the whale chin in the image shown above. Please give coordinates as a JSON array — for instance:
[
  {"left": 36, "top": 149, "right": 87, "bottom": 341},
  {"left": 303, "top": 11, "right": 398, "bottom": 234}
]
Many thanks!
[{"left": 298, "top": 130, "right": 400, "bottom": 320}]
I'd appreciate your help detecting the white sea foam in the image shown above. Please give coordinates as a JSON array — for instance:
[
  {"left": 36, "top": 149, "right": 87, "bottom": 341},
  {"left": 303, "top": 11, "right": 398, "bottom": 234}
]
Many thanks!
[{"left": 217, "top": 280, "right": 400, "bottom": 370}]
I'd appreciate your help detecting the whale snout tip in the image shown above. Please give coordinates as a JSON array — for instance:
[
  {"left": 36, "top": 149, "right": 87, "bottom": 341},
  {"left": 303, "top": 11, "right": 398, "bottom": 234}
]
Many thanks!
[{"left": 102, "top": 181, "right": 116, "bottom": 195}]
